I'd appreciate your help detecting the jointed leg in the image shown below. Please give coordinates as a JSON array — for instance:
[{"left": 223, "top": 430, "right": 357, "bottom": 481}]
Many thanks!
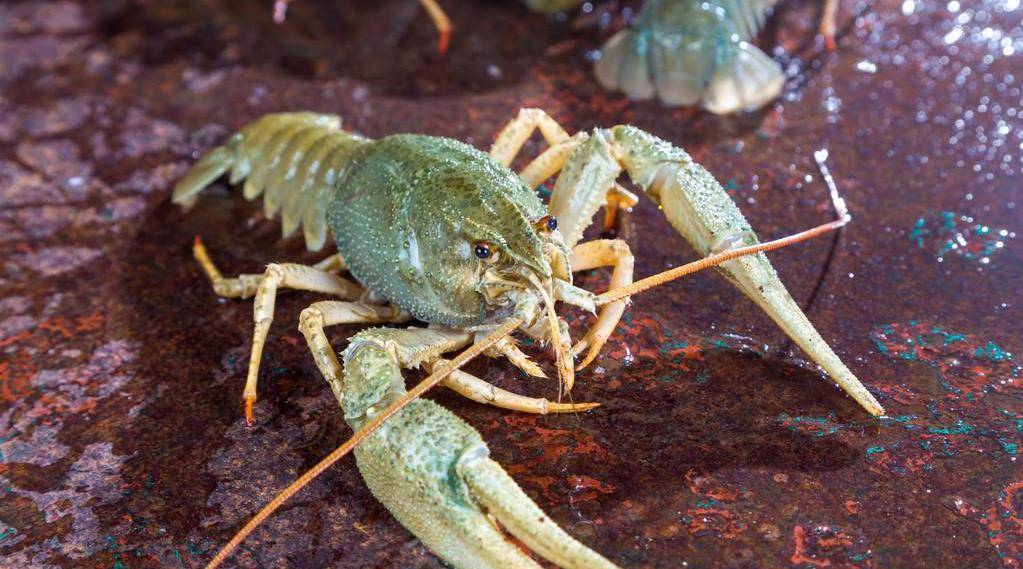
[
  {"left": 517, "top": 133, "right": 586, "bottom": 189},
  {"left": 487, "top": 336, "right": 547, "bottom": 378},
  {"left": 192, "top": 237, "right": 263, "bottom": 298},
  {"left": 495, "top": 109, "right": 637, "bottom": 246},
  {"left": 489, "top": 108, "right": 571, "bottom": 167},
  {"left": 244, "top": 262, "right": 363, "bottom": 423},
  {"left": 570, "top": 239, "right": 635, "bottom": 369},
  {"left": 426, "top": 359, "right": 598, "bottom": 414},
  {"left": 298, "top": 301, "right": 411, "bottom": 403},
  {"left": 821, "top": 0, "right": 839, "bottom": 51},
  {"left": 417, "top": 0, "right": 452, "bottom": 54},
  {"left": 192, "top": 236, "right": 349, "bottom": 299},
  {"left": 602, "top": 186, "right": 639, "bottom": 234},
  {"left": 313, "top": 252, "right": 347, "bottom": 272}
]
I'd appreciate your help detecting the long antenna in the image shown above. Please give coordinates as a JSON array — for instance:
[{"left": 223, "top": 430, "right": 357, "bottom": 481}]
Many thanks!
[
  {"left": 595, "top": 215, "right": 850, "bottom": 306},
  {"left": 206, "top": 317, "right": 523, "bottom": 569}
]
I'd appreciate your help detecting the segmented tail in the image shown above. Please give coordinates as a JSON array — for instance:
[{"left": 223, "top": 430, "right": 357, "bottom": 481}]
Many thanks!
[
  {"left": 172, "top": 112, "right": 370, "bottom": 251},
  {"left": 594, "top": 0, "right": 783, "bottom": 113}
]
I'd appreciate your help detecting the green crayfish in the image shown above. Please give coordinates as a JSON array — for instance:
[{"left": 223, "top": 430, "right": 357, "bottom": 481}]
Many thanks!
[{"left": 173, "top": 109, "right": 882, "bottom": 568}]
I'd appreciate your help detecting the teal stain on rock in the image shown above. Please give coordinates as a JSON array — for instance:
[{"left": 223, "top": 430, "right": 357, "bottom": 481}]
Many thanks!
[
  {"left": 910, "top": 211, "right": 1014, "bottom": 262},
  {"left": 187, "top": 539, "right": 214, "bottom": 556},
  {"left": 694, "top": 498, "right": 724, "bottom": 508},
  {"left": 932, "top": 328, "right": 967, "bottom": 345},
  {"left": 779, "top": 413, "right": 842, "bottom": 437},
  {"left": 974, "top": 341, "right": 1012, "bottom": 362},
  {"left": 106, "top": 535, "right": 126, "bottom": 569},
  {"left": 909, "top": 216, "right": 928, "bottom": 247},
  {"left": 0, "top": 526, "right": 16, "bottom": 545},
  {"left": 999, "top": 441, "right": 1018, "bottom": 456},
  {"left": 659, "top": 339, "right": 689, "bottom": 354},
  {"left": 865, "top": 445, "right": 886, "bottom": 456},
  {"left": 928, "top": 419, "right": 976, "bottom": 435}
]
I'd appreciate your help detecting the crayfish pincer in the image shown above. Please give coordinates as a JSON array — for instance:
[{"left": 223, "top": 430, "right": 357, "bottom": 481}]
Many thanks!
[{"left": 173, "top": 109, "right": 883, "bottom": 568}]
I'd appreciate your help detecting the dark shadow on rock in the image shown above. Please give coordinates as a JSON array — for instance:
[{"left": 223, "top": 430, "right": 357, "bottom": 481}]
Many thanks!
[
  {"left": 443, "top": 345, "right": 867, "bottom": 507},
  {"left": 113, "top": 193, "right": 406, "bottom": 565},
  {"left": 94, "top": 0, "right": 562, "bottom": 97}
]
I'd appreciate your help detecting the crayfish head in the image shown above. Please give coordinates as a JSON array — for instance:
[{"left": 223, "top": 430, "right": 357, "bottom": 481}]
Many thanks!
[
  {"left": 474, "top": 213, "right": 572, "bottom": 324},
  {"left": 473, "top": 217, "right": 579, "bottom": 395}
]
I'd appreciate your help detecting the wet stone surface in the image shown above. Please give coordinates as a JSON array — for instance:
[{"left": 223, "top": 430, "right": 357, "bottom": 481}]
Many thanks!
[{"left": 1, "top": 0, "right": 1022, "bottom": 567}]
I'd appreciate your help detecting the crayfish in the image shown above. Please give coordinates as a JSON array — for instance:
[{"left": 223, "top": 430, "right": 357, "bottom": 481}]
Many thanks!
[{"left": 173, "top": 109, "right": 882, "bottom": 568}]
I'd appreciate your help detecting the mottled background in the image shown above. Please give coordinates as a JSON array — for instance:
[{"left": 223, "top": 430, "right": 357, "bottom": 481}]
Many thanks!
[{"left": 1, "top": 0, "right": 1021, "bottom": 567}]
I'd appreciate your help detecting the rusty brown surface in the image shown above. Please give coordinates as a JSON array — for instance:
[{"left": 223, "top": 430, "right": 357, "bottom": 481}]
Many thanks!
[{"left": 1, "top": 0, "right": 1021, "bottom": 567}]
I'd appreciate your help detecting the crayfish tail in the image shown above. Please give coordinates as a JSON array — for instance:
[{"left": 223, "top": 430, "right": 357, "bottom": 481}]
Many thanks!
[
  {"left": 170, "top": 113, "right": 370, "bottom": 253},
  {"left": 703, "top": 42, "right": 784, "bottom": 115},
  {"left": 171, "top": 145, "right": 234, "bottom": 207},
  {"left": 592, "top": 0, "right": 783, "bottom": 113}
]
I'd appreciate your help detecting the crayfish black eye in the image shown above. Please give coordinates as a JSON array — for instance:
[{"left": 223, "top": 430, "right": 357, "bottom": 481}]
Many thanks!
[
  {"left": 474, "top": 242, "right": 492, "bottom": 259},
  {"left": 537, "top": 215, "right": 558, "bottom": 232}
]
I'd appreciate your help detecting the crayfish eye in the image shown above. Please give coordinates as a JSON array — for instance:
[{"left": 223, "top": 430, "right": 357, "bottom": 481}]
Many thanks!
[
  {"left": 537, "top": 215, "right": 558, "bottom": 232},
  {"left": 474, "top": 242, "right": 493, "bottom": 260}
]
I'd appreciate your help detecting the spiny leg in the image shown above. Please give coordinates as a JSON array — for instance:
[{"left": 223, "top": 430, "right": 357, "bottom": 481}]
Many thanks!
[
  {"left": 192, "top": 236, "right": 348, "bottom": 299},
  {"left": 244, "top": 263, "right": 363, "bottom": 424},
  {"left": 298, "top": 300, "right": 411, "bottom": 401},
  {"left": 488, "top": 336, "right": 547, "bottom": 379},
  {"left": 569, "top": 239, "right": 635, "bottom": 370}
]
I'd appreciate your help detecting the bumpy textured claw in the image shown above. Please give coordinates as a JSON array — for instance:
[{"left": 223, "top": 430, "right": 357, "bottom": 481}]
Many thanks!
[
  {"left": 544, "top": 121, "right": 882, "bottom": 416},
  {"left": 594, "top": 0, "right": 783, "bottom": 113},
  {"left": 605, "top": 125, "right": 883, "bottom": 416},
  {"left": 341, "top": 334, "right": 616, "bottom": 569}
]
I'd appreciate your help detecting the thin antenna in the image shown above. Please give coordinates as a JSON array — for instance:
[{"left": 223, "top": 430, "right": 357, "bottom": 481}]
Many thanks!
[{"left": 595, "top": 216, "right": 850, "bottom": 306}]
